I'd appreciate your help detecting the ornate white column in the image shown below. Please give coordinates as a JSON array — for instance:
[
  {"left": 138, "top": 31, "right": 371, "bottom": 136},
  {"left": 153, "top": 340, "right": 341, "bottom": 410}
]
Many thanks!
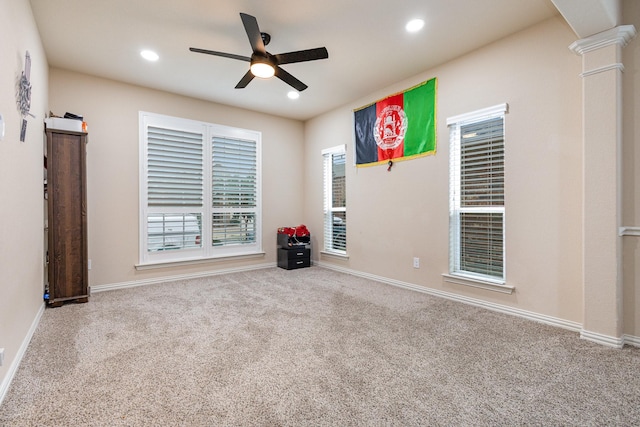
[{"left": 570, "top": 25, "right": 636, "bottom": 347}]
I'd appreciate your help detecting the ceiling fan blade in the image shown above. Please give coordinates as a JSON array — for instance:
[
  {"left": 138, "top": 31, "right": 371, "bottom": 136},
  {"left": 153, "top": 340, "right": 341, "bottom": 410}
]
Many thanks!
[
  {"left": 189, "top": 47, "right": 250, "bottom": 62},
  {"left": 235, "top": 70, "right": 255, "bottom": 89},
  {"left": 239, "top": 13, "right": 266, "bottom": 54},
  {"left": 274, "top": 47, "right": 329, "bottom": 65},
  {"left": 274, "top": 66, "right": 308, "bottom": 92}
]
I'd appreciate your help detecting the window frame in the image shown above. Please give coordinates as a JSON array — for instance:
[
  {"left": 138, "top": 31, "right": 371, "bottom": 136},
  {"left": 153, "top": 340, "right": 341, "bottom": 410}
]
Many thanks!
[
  {"left": 139, "top": 112, "right": 262, "bottom": 266},
  {"left": 322, "top": 145, "right": 347, "bottom": 255},
  {"left": 447, "top": 104, "right": 507, "bottom": 284}
]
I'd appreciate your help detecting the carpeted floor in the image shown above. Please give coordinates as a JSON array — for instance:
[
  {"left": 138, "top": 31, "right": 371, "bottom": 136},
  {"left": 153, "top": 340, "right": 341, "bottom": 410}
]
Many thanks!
[{"left": 1, "top": 266, "right": 639, "bottom": 426}]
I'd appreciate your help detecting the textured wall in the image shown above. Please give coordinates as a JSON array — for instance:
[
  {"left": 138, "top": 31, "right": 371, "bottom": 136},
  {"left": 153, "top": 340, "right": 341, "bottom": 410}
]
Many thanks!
[
  {"left": 48, "top": 69, "right": 305, "bottom": 287},
  {"left": 304, "top": 15, "right": 585, "bottom": 324},
  {"left": 0, "top": 0, "right": 49, "bottom": 396}
]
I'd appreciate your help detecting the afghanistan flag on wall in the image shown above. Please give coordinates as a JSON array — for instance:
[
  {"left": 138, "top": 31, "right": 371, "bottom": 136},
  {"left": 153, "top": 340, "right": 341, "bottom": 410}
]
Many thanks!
[{"left": 354, "top": 78, "right": 437, "bottom": 167}]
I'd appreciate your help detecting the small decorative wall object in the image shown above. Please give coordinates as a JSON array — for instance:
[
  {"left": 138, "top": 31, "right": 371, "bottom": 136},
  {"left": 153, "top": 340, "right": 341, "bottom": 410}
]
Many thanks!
[
  {"left": 354, "top": 77, "right": 437, "bottom": 169},
  {"left": 17, "top": 51, "right": 34, "bottom": 142}
]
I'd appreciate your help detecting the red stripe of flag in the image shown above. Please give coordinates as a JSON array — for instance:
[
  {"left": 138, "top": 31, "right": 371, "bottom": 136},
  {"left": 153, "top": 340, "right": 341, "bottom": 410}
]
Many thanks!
[{"left": 375, "top": 93, "right": 404, "bottom": 161}]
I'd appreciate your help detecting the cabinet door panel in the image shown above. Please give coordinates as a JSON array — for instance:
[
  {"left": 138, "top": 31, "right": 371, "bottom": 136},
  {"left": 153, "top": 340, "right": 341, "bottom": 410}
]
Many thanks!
[{"left": 47, "top": 130, "right": 88, "bottom": 304}]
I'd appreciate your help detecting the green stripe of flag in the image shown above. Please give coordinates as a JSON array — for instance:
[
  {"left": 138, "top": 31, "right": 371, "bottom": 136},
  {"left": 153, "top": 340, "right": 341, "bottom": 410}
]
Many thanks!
[{"left": 403, "top": 78, "right": 437, "bottom": 157}]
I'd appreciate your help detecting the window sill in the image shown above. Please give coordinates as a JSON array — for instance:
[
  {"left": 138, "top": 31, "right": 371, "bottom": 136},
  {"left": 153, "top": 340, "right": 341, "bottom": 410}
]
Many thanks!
[
  {"left": 320, "top": 250, "right": 349, "bottom": 260},
  {"left": 442, "top": 273, "right": 515, "bottom": 294},
  {"left": 136, "top": 251, "right": 266, "bottom": 271}
]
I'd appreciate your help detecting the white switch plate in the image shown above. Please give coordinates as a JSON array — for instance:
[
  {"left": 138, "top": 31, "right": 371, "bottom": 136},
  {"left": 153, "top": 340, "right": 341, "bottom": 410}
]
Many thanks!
[
  {"left": 0, "top": 114, "right": 5, "bottom": 141},
  {"left": 0, "top": 348, "right": 5, "bottom": 366}
]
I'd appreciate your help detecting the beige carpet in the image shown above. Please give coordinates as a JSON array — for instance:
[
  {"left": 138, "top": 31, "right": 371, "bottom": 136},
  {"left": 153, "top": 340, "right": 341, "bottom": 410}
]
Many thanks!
[{"left": 1, "top": 266, "right": 639, "bottom": 426}]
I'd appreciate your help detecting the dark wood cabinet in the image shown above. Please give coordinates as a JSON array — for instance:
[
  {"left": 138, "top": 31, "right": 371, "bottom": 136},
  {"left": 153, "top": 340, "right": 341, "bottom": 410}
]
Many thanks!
[{"left": 46, "top": 129, "right": 89, "bottom": 305}]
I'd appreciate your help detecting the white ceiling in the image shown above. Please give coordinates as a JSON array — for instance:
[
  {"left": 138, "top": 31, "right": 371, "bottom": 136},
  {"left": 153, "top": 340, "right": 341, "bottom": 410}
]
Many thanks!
[
  {"left": 551, "top": 0, "right": 619, "bottom": 38},
  {"left": 29, "top": 0, "right": 560, "bottom": 121}
]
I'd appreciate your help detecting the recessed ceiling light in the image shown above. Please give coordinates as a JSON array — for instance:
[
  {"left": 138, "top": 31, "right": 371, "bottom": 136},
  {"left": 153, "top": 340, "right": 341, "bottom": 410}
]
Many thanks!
[
  {"left": 140, "top": 50, "right": 159, "bottom": 61},
  {"left": 406, "top": 19, "right": 424, "bottom": 33},
  {"left": 287, "top": 91, "right": 300, "bottom": 100}
]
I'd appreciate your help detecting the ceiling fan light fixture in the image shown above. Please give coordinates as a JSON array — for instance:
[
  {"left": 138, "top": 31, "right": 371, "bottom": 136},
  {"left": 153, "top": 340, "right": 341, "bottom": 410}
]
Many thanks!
[
  {"left": 250, "top": 57, "right": 275, "bottom": 79},
  {"left": 190, "top": 13, "right": 328, "bottom": 90}
]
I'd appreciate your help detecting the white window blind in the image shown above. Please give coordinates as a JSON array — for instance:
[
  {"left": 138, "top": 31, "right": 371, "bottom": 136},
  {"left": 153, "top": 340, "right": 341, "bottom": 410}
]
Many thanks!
[
  {"left": 448, "top": 104, "right": 507, "bottom": 282},
  {"left": 147, "top": 126, "right": 203, "bottom": 207},
  {"left": 212, "top": 137, "right": 257, "bottom": 246},
  {"left": 322, "top": 145, "right": 346, "bottom": 254},
  {"left": 140, "top": 112, "right": 261, "bottom": 264}
]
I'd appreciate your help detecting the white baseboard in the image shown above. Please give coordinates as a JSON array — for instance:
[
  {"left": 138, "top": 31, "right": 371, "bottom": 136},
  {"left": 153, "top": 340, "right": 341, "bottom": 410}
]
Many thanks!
[
  {"left": 580, "top": 329, "right": 625, "bottom": 348},
  {"left": 623, "top": 334, "right": 640, "bottom": 348},
  {"left": 0, "top": 302, "right": 45, "bottom": 407},
  {"left": 92, "top": 262, "right": 276, "bottom": 293},
  {"left": 315, "top": 261, "right": 583, "bottom": 333}
]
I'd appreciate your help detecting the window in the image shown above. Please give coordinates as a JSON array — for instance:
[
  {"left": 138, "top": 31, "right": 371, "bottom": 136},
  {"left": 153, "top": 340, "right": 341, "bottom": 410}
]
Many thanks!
[
  {"left": 447, "top": 104, "right": 507, "bottom": 282},
  {"left": 322, "top": 145, "right": 346, "bottom": 254},
  {"left": 139, "top": 112, "right": 261, "bottom": 265}
]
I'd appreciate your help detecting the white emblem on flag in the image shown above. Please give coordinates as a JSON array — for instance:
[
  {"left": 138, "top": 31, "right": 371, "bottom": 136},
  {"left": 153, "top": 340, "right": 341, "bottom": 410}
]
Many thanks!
[{"left": 374, "top": 105, "right": 408, "bottom": 150}]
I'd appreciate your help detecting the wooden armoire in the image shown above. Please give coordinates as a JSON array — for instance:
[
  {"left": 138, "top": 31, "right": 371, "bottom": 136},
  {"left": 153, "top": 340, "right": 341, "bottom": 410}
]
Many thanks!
[{"left": 46, "top": 128, "right": 89, "bottom": 306}]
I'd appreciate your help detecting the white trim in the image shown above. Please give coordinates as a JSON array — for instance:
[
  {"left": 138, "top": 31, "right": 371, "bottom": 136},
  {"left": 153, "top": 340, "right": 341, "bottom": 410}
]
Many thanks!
[
  {"left": 321, "top": 144, "right": 346, "bottom": 156},
  {"left": 580, "top": 63, "right": 624, "bottom": 78},
  {"left": 320, "top": 250, "right": 349, "bottom": 260},
  {"left": 446, "top": 103, "right": 508, "bottom": 126},
  {"left": 135, "top": 251, "right": 266, "bottom": 270},
  {"left": 0, "top": 303, "right": 45, "bottom": 406},
  {"left": 316, "top": 262, "right": 581, "bottom": 333},
  {"left": 569, "top": 25, "right": 637, "bottom": 55},
  {"left": 93, "top": 262, "right": 275, "bottom": 293},
  {"left": 623, "top": 334, "right": 640, "bottom": 348},
  {"left": 448, "top": 105, "right": 507, "bottom": 282},
  {"left": 323, "top": 145, "right": 347, "bottom": 254},
  {"left": 619, "top": 226, "right": 640, "bottom": 237},
  {"left": 442, "top": 273, "right": 514, "bottom": 294},
  {"left": 580, "top": 329, "right": 624, "bottom": 349}
]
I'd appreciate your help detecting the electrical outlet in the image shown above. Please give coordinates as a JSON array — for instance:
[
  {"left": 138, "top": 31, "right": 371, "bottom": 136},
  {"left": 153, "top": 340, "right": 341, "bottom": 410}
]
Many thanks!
[
  {"left": 413, "top": 257, "right": 420, "bottom": 269},
  {"left": 88, "top": 259, "right": 92, "bottom": 270},
  {"left": 0, "top": 348, "right": 5, "bottom": 366}
]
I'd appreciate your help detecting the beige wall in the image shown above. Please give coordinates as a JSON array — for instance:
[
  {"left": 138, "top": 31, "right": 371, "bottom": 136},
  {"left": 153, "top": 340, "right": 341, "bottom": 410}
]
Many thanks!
[
  {"left": 0, "top": 0, "right": 48, "bottom": 390},
  {"left": 305, "top": 15, "right": 585, "bottom": 324},
  {"left": 48, "top": 69, "right": 305, "bottom": 287},
  {"left": 622, "top": 0, "right": 640, "bottom": 337}
]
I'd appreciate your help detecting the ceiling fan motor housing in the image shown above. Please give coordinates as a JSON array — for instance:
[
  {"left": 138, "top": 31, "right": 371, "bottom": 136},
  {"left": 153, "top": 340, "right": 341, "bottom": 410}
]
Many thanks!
[{"left": 261, "top": 32, "right": 271, "bottom": 46}]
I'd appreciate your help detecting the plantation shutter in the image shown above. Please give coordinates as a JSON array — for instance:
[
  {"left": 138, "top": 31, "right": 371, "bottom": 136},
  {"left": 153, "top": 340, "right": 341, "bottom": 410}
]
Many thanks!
[
  {"left": 147, "top": 126, "right": 203, "bottom": 207},
  {"left": 211, "top": 137, "right": 257, "bottom": 246},
  {"left": 146, "top": 126, "right": 204, "bottom": 253}
]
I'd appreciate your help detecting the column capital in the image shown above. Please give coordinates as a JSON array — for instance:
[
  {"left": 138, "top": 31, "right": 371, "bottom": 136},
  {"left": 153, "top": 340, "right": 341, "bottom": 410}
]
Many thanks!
[{"left": 569, "top": 25, "right": 636, "bottom": 55}]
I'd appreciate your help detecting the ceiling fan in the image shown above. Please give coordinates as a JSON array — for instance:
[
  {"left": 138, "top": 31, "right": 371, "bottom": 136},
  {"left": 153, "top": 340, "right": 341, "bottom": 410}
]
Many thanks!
[{"left": 189, "top": 13, "right": 329, "bottom": 92}]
